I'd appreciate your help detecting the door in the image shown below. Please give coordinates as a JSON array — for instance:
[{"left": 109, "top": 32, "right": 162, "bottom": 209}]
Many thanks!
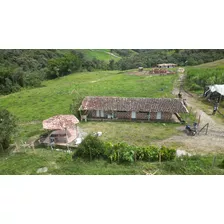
[
  {"left": 131, "top": 111, "right": 136, "bottom": 119},
  {"left": 156, "top": 112, "right": 162, "bottom": 119},
  {"left": 96, "top": 110, "right": 100, "bottom": 117}
]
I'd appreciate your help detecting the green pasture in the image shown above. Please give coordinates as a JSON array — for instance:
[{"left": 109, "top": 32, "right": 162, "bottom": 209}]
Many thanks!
[
  {"left": 1, "top": 150, "right": 224, "bottom": 175},
  {"left": 0, "top": 71, "right": 177, "bottom": 122}
]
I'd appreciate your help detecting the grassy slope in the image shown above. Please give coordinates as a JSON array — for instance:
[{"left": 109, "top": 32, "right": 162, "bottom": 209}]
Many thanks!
[
  {"left": 194, "top": 59, "right": 224, "bottom": 68},
  {"left": 0, "top": 71, "right": 177, "bottom": 122},
  {"left": 0, "top": 70, "right": 178, "bottom": 145},
  {"left": 1, "top": 150, "right": 224, "bottom": 175},
  {"left": 75, "top": 49, "right": 121, "bottom": 62}
]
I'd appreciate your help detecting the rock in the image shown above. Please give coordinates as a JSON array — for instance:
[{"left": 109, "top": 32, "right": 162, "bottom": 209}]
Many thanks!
[
  {"left": 37, "top": 167, "right": 48, "bottom": 174},
  {"left": 75, "top": 138, "right": 82, "bottom": 145},
  {"left": 176, "top": 149, "right": 192, "bottom": 157}
]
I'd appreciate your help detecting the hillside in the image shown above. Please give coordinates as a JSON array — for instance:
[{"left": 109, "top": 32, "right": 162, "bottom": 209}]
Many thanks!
[
  {"left": 74, "top": 49, "right": 121, "bottom": 61},
  {"left": 1, "top": 57, "right": 224, "bottom": 175},
  {"left": 194, "top": 58, "right": 224, "bottom": 68},
  {"left": 185, "top": 59, "right": 224, "bottom": 92},
  {"left": 0, "top": 70, "right": 177, "bottom": 122}
]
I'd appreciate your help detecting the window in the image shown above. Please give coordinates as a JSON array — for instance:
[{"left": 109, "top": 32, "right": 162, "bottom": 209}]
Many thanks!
[
  {"left": 148, "top": 113, "right": 151, "bottom": 120},
  {"left": 156, "top": 112, "right": 162, "bottom": 119},
  {"left": 96, "top": 110, "right": 104, "bottom": 117}
]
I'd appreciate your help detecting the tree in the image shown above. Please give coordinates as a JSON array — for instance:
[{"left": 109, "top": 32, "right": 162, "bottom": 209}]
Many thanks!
[
  {"left": 108, "top": 59, "right": 115, "bottom": 70},
  {"left": 0, "top": 109, "right": 17, "bottom": 155}
]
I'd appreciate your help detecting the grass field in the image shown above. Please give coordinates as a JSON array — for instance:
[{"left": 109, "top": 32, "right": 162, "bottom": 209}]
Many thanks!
[
  {"left": 0, "top": 69, "right": 179, "bottom": 148},
  {"left": 0, "top": 70, "right": 177, "bottom": 122},
  {"left": 79, "top": 122, "right": 181, "bottom": 146},
  {"left": 1, "top": 150, "right": 224, "bottom": 175}
]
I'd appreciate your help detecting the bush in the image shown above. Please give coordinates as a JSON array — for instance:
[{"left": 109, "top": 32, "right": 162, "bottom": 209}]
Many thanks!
[
  {"left": 218, "top": 159, "right": 224, "bottom": 169},
  {"left": 135, "top": 146, "right": 159, "bottom": 162},
  {"left": 73, "top": 134, "right": 105, "bottom": 161},
  {"left": 160, "top": 146, "right": 176, "bottom": 161},
  {"left": 0, "top": 109, "right": 17, "bottom": 156},
  {"left": 73, "top": 135, "right": 176, "bottom": 164}
]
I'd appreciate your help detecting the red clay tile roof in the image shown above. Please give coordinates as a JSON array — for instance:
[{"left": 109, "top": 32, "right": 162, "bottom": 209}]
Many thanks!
[
  {"left": 80, "top": 96, "right": 188, "bottom": 113},
  {"left": 43, "top": 115, "right": 79, "bottom": 130}
]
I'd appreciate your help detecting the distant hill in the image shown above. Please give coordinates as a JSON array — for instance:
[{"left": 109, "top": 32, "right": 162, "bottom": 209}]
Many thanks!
[{"left": 1, "top": 49, "right": 224, "bottom": 95}]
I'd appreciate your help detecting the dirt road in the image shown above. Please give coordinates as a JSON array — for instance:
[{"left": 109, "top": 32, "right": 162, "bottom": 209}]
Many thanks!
[{"left": 160, "top": 72, "right": 224, "bottom": 153}]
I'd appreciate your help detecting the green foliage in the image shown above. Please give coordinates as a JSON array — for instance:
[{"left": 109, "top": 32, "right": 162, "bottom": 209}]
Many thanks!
[
  {"left": 160, "top": 146, "right": 176, "bottom": 161},
  {"left": 46, "top": 53, "right": 82, "bottom": 79},
  {"left": 0, "top": 50, "right": 114, "bottom": 95},
  {"left": 115, "top": 49, "right": 224, "bottom": 70},
  {"left": 0, "top": 109, "right": 17, "bottom": 155},
  {"left": 73, "top": 134, "right": 105, "bottom": 160},
  {"left": 0, "top": 146, "right": 224, "bottom": 175},
  {"left": 218, "top": 159, "right": 224, "bottom": 169},
  {"left": 56, "top": 153, "right": 73, "bottom": 164},
  {"left": 135, "top": 146, "right": 159, "bottom": 161},
  {"left": 185, "top": 67, "right": 224, "bottom": 91},
  {"left": 73, "top": 136, "right": 176, "bottom": 164}
]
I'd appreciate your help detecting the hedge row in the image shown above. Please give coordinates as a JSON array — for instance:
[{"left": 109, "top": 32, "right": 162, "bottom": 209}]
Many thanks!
[{"left": 73, "top": 135, "right": 176, "bottom": 163}]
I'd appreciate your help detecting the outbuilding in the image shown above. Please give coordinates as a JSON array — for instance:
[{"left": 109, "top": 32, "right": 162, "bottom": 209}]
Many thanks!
[{"left": 157, "top": 63, "right": 177, "bottom": 68}]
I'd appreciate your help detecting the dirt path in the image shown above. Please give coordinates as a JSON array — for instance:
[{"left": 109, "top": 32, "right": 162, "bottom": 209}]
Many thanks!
[{"left": 160, "top": 72, "right": 224, "bottom": 153}]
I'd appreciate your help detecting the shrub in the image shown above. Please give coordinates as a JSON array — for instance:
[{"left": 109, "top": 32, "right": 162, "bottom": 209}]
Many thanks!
[
  {"left": 160, "top": 146, "right": 176, "bottom": 161},
  {"left": 72, "top": 136, "right": 176, "bottom": 164},
  {"left": 135, "top": 146, "right": 159, "bottom": 162},
  {"left": 218, "top": 159, "right": 224, "bottom": 169},
  {"left": 0, "top": 109, "right": 17, "bottom": 156},
  {"left": 73, "top": 134, "right": 104, "bottom": 161}
]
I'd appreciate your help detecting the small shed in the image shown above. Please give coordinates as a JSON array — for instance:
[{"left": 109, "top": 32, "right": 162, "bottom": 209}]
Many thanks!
[
  {"left": 42, "top": 115, "right": 79, "bottom": 146},
  {"left": 204, "top": 84, "right": 224, "bottom": 100},
  {"left": 138, "top": 67, "right": 144, "bottom": 72},
  {"left": 157, "top": 63, "right": 177, "bottom": 68}
]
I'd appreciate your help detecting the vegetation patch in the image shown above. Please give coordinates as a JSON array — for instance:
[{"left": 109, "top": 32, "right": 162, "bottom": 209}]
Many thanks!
[
  {"left": 73, "top": 135, "right": 176, "bottom": 163},
  {"left": 185, "top": 67, "right": 224, "bottom": 92}
]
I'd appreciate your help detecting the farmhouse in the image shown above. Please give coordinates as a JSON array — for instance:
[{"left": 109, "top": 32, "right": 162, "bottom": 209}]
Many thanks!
[
  {"left": 157, "top": 63, "right": 177, "bottom": 68},
  {"left": 79, "top": 96, "right": 188, "bottom": 122}
]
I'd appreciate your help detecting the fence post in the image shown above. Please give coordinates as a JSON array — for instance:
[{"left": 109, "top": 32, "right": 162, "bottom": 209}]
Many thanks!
[
  {"left": 206, "top": 123, "right": 209, "bottom": 135},
  {"left": 212, "top": 156, "right": 216, "bottom": 168},
  {"left": 159, "top": 151, "right": 161, "bottom": 164}
]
